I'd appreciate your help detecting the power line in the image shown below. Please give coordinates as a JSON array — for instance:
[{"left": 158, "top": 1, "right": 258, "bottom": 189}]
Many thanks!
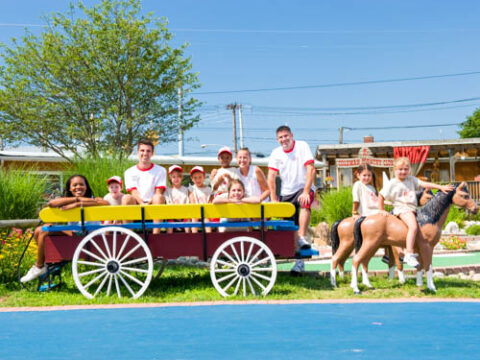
[{"left": 193, "top": 71, "right": 480, "bottom": 95}]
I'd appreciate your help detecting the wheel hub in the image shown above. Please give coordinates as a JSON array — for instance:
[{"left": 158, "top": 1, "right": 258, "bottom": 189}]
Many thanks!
[
  {"left": 237, "top": 263, "right": 250, "bottom": 277},
  {"left": 106, "top": 260, "right": 120, "bottom": 274}
]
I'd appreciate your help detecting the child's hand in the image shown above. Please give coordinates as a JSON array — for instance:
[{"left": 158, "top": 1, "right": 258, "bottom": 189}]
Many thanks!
[
  {"left": 379, "top": 210, "right": 389, "bottom": 217},
  {"left": 440, "top": 184, "right": 454, "bottom": 193},
  {"left": 352, "top": 214, "right": 361, "bottom": 220},
  {"left": 61, "top": 203, "right": 78, "bottom": 210}
]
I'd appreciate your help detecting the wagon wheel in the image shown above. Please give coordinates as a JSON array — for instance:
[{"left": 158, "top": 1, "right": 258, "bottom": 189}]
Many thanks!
[
  {"left": 72, "top": 226, "right": 153, "bottom": 299},
  {"left": 210, "top": 236, "right": 277, "bottom": 297}
]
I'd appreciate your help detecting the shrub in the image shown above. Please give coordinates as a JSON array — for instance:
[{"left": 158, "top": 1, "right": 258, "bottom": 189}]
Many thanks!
[
  {"left": 466, "top": 224, "right": 480, "bottom": 236},
  {"left": 0, "top": 227, "right": 37, "bottom": 284},
  {"left": 0, "top": 166, "right": 48, "bottom": 219},
  {"left": 68, "top": 156, "right": 135, "bottom": 198},
  {"left": 440, "top": 235, "right": 467, "bottom": 250},
  {"left": 443, "top": 206, "right": 467, "bottom": 229},
  {"left": 312, "top": 187, "right": 353, "bottom": 226}
]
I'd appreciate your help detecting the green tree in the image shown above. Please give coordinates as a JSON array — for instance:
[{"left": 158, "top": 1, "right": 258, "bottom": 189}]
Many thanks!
[
  {"left": 0, "top": 0, "right": 200, "bottom": 160},
  {"left": 458, "top": 108, "right": 480, "bottom": 138}
]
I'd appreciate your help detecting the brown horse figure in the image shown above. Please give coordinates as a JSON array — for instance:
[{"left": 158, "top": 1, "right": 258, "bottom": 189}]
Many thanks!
[
  {"left": 350, "top": 182, "right": 478, "bottom": 294},
  {"left": 330, "top": 189, "right": 432, "bottom": 288}
]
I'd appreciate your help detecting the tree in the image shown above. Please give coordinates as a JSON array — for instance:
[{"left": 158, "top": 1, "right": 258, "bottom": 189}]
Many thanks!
[
  {"left": 0, "top": 0, "right": 200, "bottom": 160},
  {"left": 458, "top": 108, "right": 480, "bottom": 138}
]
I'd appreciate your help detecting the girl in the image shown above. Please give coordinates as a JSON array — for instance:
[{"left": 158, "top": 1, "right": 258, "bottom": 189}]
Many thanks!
[
  {"left": 165, "top": 165, "right": 190, "bottom": 233},
  {"left": 210, "top": 146, "right": 238, "bottom": 197},
  {"left": 352, "top": 164, "right": 378, "bottom": 219},
  {"left": 235, "top": 147, "right": 270, "bottom": 202},
  {"left": 213, "top": 179, "right": 260, "bottom": 232},
  {"left": 379, "top": 157, "right": 453, "bottom": 267},
  {"left": 188, "top": 166, "right": 213, "bottom": 233},
  {"left": 21, "top": 174, "right": 109, "bottom": 283}
]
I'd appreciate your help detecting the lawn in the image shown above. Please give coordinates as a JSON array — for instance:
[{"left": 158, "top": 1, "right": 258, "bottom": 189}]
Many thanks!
[{"left": 1, "top": 265, "right": 480, "bottom": 308}]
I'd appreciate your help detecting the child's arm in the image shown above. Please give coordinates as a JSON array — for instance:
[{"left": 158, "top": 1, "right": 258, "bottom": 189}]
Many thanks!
[
  {"left": 255, "top": 167, "right": 271, "bottom": 202},
  {"left": 241, "top": 196, "right": 260, "bottom": 204},
  {"left": 352, "top": 202, "right": 360, "bottom": 218},
  {"left": 418, "top": 179, "right": 454, "bottom": 194},
  {"left": 57, "top": 197, "right": 109, "bottom": 210},
  {"left": 378, "top": 194, "right": 389, "bottom": 216},
  {"left": 188, "top": 192, "right": 197, "bottom": 204},
  {"left": 212, "top": 196, "right": 230, "bottom": 204}
]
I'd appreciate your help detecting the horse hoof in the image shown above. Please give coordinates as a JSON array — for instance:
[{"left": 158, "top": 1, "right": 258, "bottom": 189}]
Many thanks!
[{"left": 354, "top": 290, "right": 361, "bottom": 295}]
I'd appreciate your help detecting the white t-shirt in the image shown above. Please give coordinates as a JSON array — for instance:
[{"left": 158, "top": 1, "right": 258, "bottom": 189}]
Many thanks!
[
  {"left": 103, "top": 193, "right": 124, "bottom": 206},
  {"left": 236, "top": 166, "right": 263, "bottom": 198},
  {"left": 124, "top": 164, "right": 167, "bottom": 203},
  {"left": 352, "top": 181, "right": 379, "bottom": 216},
  {"left": 268, "top": 140, "right": 315, "bottom": 196},
  {"left": 189, "top": 184, "right": 212, "bottom": 204},
  {"left": 380, "top": 176, "right": 420, "bottom": 215},
  {"left": 165, "top": 186, "right": 189, "bottom": 205},
  {"left": 212, "top": 167, "right": 238, "bottom": 195}
]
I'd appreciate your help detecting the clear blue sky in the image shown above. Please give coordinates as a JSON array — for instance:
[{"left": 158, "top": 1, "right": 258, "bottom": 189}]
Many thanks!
[{"left": 1, "top": 0, "right": 479, "bottom": 156}]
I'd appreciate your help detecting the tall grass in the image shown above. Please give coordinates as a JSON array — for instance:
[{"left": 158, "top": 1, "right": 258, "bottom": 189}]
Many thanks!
[
  {"left": 0, "top": 166, "right": 48, "bottom": 219},
  {"left": 67, "top": 156, "right": 136, "bottom": 198},
  {"left": 311, "top": 187, "right": 353, "bottom": 226}
]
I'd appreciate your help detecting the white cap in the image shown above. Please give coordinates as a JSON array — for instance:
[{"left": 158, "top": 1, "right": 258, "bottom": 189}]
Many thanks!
[
  {"left": 168, "top": 164, "right": 183, "bottom": 174},
  {"left": 107, "top": 176, "right": 123, "bottom": 187},
  {"left": 190, "top": 166, "right": 205, "bottom": 175},
  {"left": 217, "top": 146, "right": 232, "bottom": 156}
]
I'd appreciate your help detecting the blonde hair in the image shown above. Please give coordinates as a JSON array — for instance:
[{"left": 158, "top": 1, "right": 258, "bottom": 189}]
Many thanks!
[{"left": 394, "top": 157, "right": 411, "bottom": 169}]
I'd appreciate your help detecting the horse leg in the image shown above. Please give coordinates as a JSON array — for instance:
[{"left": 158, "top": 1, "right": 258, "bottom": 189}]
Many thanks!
[
  {"left": 417, "top": 237, "right": 435, "bottom": 291},
  {"left": 391, "top": 246, "right": 406, "bottom": 284},
  {"left": 351, "top": 243, "right": 376, "bottom": 294},
  {"left": 330, "top": 235, "right": 354, "bottom": 286},
  {"left": 386, "top": 246, "right": 396, "bottom": 280}
]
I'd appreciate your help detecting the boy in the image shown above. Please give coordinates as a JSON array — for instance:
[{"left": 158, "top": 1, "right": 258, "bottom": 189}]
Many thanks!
[
  {"left": 189, "top": 166, "right": 212, "bottom": 233},
  {"left": 210, "top": 146, "right": 238, "bottom": 197}
]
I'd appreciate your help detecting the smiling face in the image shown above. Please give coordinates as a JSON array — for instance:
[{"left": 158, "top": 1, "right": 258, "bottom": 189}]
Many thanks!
[
  {"left": 218, "top": 152, "right": 232, "bottom": 168},
  {"left": 137, "top": 143, "right": 154, "bottom": 166},
  {"left": 169, "top": 170, "right": 183, "bottom": 187},
  {"left": 70, "top": 176, "right": 87, "bottom": 197},
  {"left": 191, "top": 171, "right": 205, "bottom": 187},
  {"left": 358, "top": 169, "right": 373, "bottom": 185},
  {"left": 228, "top": 182, "right": 245, "bottom": 201},
  {"left": 276, "top": 129, "right": 294, "bottom": 151},
  {"left": 108, "top": 182, "right": 122, "bottom": 195},
  {"left": 236, "top": 149, "right": 251, "bottom": 169},
  {"left": 394, "top": 162, "right": 411, "bottom": 180}
]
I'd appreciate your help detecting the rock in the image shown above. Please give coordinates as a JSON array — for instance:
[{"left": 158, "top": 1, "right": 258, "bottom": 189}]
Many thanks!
[
  {"left": 314, "top": 222, "right": 331, "bottom": 246},
  {"left": 472, "top": 274, "right": 480, "bottom": 281},
  {"left": 448, "top": 274, "right": 460, "bottom": 279},
  {"left": 433, "top": 271, "right": 445, "bottom": 278},
  {"left": 459, "top": 273, "right": 469, "bottom": 280},
  {"left": 444, "top": 221, "right": 460, "bottom": 234}
]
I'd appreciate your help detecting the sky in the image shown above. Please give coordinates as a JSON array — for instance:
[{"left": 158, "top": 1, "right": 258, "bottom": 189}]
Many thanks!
[{"left": 1, "top": 0, "right": 479, "bottom": 157}]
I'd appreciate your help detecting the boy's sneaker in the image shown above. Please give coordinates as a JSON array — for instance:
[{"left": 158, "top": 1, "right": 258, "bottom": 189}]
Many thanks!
[
  {"left": 20, "top": 265, "right": 47, "bottom": 283},
  {"left": 297, "top": 237, "right": 311, "bottom": 250},
  {"left": 404, "top": 253, "right": 419, "bottom": 268},
  {"left": 290, "top": 259, "right": 305, "bottom": 276}
]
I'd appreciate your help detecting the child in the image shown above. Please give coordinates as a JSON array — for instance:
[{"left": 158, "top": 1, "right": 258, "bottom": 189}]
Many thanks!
[
  {"left": 103, "top": 176, "right": 125, "bottom": 225},
  {"left": 379, "top": 157, "right": 453, "bottom": 267},
  {"left": 188, "top": 166, "right": 213, "bottom": 233},
  {"left": 210, "top": 146, "right": 238, "bottom": 197},
  {"left": 352, "top": 164, "right": 378, "bottom": 219},
  {"left": 21, "top": 174, "right": 109, "bottom": 283},
  {"left": 165, "top": 165, "right": 190, "bottom": 233},
  {"left": 213, "top": 179, "right": 260, "bottom": 232}
]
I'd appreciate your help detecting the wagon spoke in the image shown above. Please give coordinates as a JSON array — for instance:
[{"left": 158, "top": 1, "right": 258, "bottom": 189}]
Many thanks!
[
  {"left": 119, "top": 243, "right": 142, "bottom": 263},
  {"left": 250, "top": 267, "right": 273, "bottom": 272},
  {"left": 233, "top": 276, "right": 242, "bottom": 296},
  {"left": 216, "top": 259, "right": 236, "bottom": 268},
  {"left": 220, "top": 250, "right": 238, "bottom": 265},
  {"left": 116, "top": 235, "right": 131, "bottom": 260},
  {"left": 230, "top": 244, "right": 241, "bottom": 264},
  {"left": 84, "top": 271, "right": 108, "bottom": 289},
  {"left": 214, "top": 268, "right": 236, "bottom": 273},
  {"left": 222, "top": 274, "right": 240, "bottom": 293},
  {"left": 112, "top": 230, "right": 117, "bottom": 258},
  {"left": 93, "top": 272, "right": 110, "bottom": 297},
  {"left": 245, "top": 241, "right": 255, "bottom": 263},
  {"left": 248, "top": 247, "right": 264, "bottom": 266},
  {"left": 90, "top": 238, "right": 109, "bottom": 262},
  {"left": 101, "top": 233, "right": 112, "bottom": 259},
  {"left": 251, "top": 257, "right": 270, "bottom": 268},
  {"left": 242, "top": 278, "right": 246, "bottom": 296},
  {"left": 121, "top": 257, "right": 149, "bottom": 266},
  {"left": 120, "top": 270, "right": 145, "bottom": 287},
  {"left": 79, "top": 267, "right": 106, "bottom": 278},
  {"left": 81, "top": 248, "right": 106, "bottom": 263},
  {"left": 77, "top": 260, "right": 105, "bottom": 267},
  {"left": 250, "top": 273, "right": 267, "bottom": 292},
  {"left": 251, "top": 271, "right": 272, "bottom": 282},
  {"left": 240, "top": 240, "right": 245, "bottom": 262},
  {"left": 217, "top": 272, "right": 237, "bottom": 283},
  {"left": 106, "top": 274, "right": 113, "bottom": 296},
  {"left": 121, "top": 266, "right": 149, "bottom": 273},
  {"left": 118, "top": 272, "right": 135, "bottom": 297},
  {"left": 114, "top": 274, "right": 122, "bottom": 298},
  {"left": 246, "top": 277, "right": 256, "bottom": 295}
]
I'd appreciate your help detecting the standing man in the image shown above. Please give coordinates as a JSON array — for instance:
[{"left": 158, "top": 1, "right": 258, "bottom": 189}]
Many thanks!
[
  {"left": 267, "top": 125, "right": 316, "bottom": 274},
  {"left": 122, "top": 139, "right": 166, "bottom": 234}
]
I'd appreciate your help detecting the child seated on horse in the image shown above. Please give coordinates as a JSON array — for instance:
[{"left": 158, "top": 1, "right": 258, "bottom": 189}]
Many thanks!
[
  {"left": 21, "top": 174, "right": 109, "bottom": 283},
  {"left": 379, "top": 157, "right": 453, "bottom": 267},
  {"left": 213, "top": 179, "right": 260, "bottom": 232},
  {"left": 352, "top": 164, "right": 379, "bottom": 219}
]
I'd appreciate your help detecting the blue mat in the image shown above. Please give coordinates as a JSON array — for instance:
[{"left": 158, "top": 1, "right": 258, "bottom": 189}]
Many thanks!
[{"left": 1, "top": 302, "right": 479, "bottom": 359}]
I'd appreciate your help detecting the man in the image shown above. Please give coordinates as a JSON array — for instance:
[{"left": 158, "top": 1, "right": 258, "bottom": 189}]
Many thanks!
[
  {"left": 122, "top": 139, "right": 166, "bottom": 234},
  {"left": 267, "top": 125, "right": 316, "bottom": 274}
]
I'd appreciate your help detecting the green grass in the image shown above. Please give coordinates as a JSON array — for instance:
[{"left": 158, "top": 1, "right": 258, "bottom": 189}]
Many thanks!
[{"left": 1, "top": 265, "right": 479, "bottom": 308}]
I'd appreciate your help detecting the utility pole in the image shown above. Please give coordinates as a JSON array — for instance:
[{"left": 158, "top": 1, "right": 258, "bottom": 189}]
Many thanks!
[
  {"left": 238, "top": 104, "right": 244, "bottom": 148},
  {"left": 339, "top": 126, "right": 344, "bottom": 144},
  {"left": 178, "top": 87, "right": 184, "bottom": 156},
  {"left": 226, "top": 103, "right": 238, "bottom": 153}
]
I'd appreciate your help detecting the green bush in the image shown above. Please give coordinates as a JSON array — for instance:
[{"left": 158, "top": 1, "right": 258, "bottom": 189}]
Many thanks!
[
  {"left": 0, "top": 166, "right": 48, "bottom": 219},
  {"left": 466, "top": 224, "right": 480, "bottom": 236},
  {"left": 312, "top": 187, "right": 352, "bottom": 226},
  {"left": 443, "top": 206, "right": 467, "bottom": 229},
  {"left": 68, "top": 156, "right": 135, "bottom": 198}
]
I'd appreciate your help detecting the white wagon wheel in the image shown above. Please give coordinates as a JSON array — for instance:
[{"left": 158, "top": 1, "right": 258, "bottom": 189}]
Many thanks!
[
  {"left": 210, "top": 236, "right": 277, "bottom": 297},
  {"left": 72, "top": 226, "right": 153, "bottom": 299}
]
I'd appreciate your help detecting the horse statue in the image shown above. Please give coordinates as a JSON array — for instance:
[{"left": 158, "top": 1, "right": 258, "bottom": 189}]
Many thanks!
[
  {"left": 330, "top": 189, "right": 432, "bottom": 288},
  {"left": 349, "top": 182, "right": 478, "bottom": 294}
]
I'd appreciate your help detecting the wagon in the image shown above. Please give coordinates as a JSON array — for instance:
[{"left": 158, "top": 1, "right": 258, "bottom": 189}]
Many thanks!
[{"left": 20, "top": 203, "right": 312, "bottom": 299}]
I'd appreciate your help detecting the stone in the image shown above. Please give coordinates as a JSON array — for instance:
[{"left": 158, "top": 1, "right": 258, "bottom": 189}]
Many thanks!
[
  {"left": 472, "top": 274, "right": 480, "bottom": 281},
  {"left": 433, "top": 271, "right": 445, "bottom": 278},
  {"left": 314, "top": 222, "right": 331, "bottom": 246},
  {"left": 444, "top": 221, "right": 460, "bottom": 234}
]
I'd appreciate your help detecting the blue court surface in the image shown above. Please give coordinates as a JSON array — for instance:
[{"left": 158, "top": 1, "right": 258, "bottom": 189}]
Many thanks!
[{"left": 1, "top": 301, "right": 479, "bottom": 359}]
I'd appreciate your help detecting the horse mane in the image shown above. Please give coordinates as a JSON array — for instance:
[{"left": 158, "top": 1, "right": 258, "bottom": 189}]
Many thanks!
[{"left": 417, "top": 186, "right": 456, "bottom": 226}]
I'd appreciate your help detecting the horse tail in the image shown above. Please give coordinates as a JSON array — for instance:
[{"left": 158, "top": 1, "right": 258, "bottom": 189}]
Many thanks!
[
  {"left": 331, "top": 220, "right": 342, "bottom": 255},
  {"left": 354, "top": 216, "right": 366, "bottom": 252}
]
